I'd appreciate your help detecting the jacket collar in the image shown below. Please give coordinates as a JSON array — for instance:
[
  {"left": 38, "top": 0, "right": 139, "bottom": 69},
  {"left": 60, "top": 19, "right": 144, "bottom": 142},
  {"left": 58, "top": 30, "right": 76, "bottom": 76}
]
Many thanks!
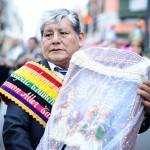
[{"left": 39, "top": 59, "right": 51, "bottom": 70}]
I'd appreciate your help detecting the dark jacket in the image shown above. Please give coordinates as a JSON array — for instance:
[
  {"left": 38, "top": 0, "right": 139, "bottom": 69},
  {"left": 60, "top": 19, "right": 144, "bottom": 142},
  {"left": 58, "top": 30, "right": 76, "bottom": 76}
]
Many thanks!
[
  {"left": 139, "top": 113, "right": 150, "bottom": 133},
  {"left": 3, "top": 59, "right": 50, "bottom": 150}
]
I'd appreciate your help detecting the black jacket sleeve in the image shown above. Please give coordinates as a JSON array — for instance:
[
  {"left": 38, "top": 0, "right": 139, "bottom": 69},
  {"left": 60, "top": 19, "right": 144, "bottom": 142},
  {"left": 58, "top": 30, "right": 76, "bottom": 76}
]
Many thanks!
[
  {"left": 3, "top": 101, "right": 33, "bottom": 150},
  {"left": 139, "top": 114, "right": 150, "bottom": 134}
]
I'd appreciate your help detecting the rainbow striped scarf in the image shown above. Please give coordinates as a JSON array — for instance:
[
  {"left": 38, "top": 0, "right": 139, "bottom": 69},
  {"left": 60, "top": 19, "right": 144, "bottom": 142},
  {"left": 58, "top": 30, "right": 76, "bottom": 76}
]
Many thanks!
[{"left": 0, "top": 61, "right": 63, "bottom": 127}]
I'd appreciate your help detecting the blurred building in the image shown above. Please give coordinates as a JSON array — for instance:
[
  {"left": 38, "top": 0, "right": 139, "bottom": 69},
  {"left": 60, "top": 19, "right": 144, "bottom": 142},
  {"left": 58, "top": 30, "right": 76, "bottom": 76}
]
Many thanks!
[
  {"left": 0, "top": 0, "right": 6, "bottom": 31},
  {"left": 0, "top": 0, "right": 22, "bottom": 34},
  {"left": 0, "top": 0, "right": 23, "bottom": 54},
  {"left": 84, "top": 0, "right": 150, "bottom": 53}
]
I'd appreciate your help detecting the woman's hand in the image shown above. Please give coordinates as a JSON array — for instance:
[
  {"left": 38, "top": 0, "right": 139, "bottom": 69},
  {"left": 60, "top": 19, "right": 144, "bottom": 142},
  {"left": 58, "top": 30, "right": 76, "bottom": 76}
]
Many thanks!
[{"left": 138, "top": 80, "right": 150, "bottom": 113}]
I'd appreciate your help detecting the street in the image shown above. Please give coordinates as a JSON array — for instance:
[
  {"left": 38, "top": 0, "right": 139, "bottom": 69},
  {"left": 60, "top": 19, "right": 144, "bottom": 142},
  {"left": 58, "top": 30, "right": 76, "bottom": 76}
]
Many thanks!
[
  {"left": 0, "top": 101, "right": 6, "bottom": 150},
  {"left": 135, "top": 129, "right": 150, "bottom": 150}
]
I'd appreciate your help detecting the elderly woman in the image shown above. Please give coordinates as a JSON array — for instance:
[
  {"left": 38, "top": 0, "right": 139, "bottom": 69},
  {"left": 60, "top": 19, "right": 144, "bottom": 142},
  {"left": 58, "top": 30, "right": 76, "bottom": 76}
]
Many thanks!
[{"left": 0, "top": 8, "right": 84, "bottom": 150}]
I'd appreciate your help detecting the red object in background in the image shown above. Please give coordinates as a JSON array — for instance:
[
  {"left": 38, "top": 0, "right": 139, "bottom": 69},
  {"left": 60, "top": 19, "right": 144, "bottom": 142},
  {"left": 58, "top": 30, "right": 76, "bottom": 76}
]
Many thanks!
[{"left": 83, "top": 15, "right": 92, "bottom": 25}]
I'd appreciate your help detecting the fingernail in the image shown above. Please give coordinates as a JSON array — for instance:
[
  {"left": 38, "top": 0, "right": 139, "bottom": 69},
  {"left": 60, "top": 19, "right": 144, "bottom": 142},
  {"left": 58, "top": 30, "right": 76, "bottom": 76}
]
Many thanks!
[
  {"left": 139, "top": 83, "right": 143, "bottom": 87},
  {"left": 137, "top": 89, "right": 140, "bottom": 94}
]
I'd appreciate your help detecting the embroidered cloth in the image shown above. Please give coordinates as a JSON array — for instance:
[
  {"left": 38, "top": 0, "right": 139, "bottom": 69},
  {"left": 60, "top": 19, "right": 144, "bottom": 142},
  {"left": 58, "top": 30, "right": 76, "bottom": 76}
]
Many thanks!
[{"left": 37, "top": 47, "right": 150, "bottom": 149}]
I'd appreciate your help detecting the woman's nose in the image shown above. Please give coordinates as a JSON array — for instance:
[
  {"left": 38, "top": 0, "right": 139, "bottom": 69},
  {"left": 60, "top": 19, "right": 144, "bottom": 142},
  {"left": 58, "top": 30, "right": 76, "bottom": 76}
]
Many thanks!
[{"left": 52, "top": 33, "right": 60, "bottom": 44}]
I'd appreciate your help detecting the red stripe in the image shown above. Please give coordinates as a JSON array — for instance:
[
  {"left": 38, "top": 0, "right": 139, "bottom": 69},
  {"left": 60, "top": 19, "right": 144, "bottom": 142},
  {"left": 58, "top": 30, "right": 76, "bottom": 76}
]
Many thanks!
[{"left": 25, "top": 63, "right": 62, "bottom": 88}]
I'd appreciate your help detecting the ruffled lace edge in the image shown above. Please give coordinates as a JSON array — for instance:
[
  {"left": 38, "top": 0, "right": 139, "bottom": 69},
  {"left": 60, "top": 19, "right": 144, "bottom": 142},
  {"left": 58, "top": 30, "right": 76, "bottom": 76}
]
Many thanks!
[{"left": 71, "top": 51, "right": 149, "bottom": 82}]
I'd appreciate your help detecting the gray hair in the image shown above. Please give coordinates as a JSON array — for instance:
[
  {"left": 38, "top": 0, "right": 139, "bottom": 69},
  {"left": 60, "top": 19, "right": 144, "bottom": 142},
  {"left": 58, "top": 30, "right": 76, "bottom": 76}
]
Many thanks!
[{"left": 39, "top": 8, "right": 81, "bottom": 36}]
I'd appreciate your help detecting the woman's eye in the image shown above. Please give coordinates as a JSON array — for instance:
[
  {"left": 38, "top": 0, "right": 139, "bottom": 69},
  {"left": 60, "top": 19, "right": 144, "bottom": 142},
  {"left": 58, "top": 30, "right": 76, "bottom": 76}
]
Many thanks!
[
  {"left": 61, "top": 32, "right": 67, "bottom": 35},
  {"left": 44, "top": 33, "right": 52, "bottom": 37}
]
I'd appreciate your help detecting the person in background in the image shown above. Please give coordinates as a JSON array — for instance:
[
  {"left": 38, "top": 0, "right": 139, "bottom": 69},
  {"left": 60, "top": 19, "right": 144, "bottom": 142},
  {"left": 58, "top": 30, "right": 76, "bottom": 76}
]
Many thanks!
[
  {"left": 0, "top": 33, "right": 4, "bottom": 52},
  {"left": 103, "top": 25, "right": 117, "bottom": 43},
  {"left": 17, "top": 37, "right": 43, "bottom": 67},
  {"left": 123, "top": 20, "right": 145, "bottom": 55},
  {"left": 0, "top": 33, "right": 9, "bottom": 86},
  {"left": 122, "top": 39, "right": 144, "bottom": 56},
  {"left": 5, "top": 37, "right": 24, "bottom": 68},
  {"left": 0, "top": 8, "right": 85, "bottom": 150},
  {"left": 0, "top": 8, "right": 150, "bottom": 150},
  {"left": 130, "top": 20, "right": 144, "bottom": 44},
  {"left": 130, "top": 40, "right": 144, "bottom": 56},
  {"left": 0, "top": 35, "right": 24, "bottom": 85}
]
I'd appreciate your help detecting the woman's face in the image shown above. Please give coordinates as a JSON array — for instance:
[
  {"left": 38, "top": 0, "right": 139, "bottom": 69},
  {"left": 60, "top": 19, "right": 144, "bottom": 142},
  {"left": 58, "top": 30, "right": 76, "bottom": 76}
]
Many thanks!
[{"left": 41, "top": 17, "right": 85, "bottom": 69}]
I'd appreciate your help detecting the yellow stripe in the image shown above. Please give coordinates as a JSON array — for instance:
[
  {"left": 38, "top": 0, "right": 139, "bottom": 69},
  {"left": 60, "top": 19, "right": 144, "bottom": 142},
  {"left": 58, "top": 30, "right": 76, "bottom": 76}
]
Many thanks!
[
  {"left": 18, "top": 65, "right": 60, "bottom": 93},
  {"left": 16, "top": 67, "right": 59, "bottom": 100}
]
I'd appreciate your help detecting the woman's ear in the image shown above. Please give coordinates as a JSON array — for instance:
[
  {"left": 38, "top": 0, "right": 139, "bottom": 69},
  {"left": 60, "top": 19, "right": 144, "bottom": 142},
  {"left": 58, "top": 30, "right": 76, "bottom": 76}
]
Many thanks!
[{"left": 79, "top": 32, "right": 85, "bottom": 48}]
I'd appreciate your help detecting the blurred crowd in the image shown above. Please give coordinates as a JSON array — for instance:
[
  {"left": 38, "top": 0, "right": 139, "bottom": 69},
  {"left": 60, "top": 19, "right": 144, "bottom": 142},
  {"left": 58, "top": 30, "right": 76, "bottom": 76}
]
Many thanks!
[
  {"left": 86, "top": 19, "right": 146, "bottom": 58},
  {"left": 0, "top": 34, "right": 43, "bottom": 85}
]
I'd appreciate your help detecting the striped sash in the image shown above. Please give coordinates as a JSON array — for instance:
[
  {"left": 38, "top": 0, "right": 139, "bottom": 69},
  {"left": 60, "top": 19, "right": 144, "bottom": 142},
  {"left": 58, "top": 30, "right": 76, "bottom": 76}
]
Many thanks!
[{"left": 0, "top": 61, "right": 63, "bottom": 127}]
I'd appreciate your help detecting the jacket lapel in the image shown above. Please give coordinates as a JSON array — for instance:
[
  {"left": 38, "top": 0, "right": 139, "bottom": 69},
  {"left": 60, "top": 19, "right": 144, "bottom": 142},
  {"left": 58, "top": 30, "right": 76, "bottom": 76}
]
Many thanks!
[{"left": 39, "top": 59, "right": 51, "bottom": 70}]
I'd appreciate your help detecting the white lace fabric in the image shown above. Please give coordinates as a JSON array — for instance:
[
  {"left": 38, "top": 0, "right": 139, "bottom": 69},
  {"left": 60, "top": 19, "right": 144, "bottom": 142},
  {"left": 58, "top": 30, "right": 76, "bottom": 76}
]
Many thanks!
[{"left": 37, "top": 47, "right": 150, "bottom": 150}]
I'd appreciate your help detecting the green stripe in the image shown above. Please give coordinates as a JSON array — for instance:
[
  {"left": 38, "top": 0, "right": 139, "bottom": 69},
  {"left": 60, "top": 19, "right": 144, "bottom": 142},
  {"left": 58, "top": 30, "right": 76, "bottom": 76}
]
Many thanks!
[{"left": 11, "top": 72, "right": 55, "bottom": 105}]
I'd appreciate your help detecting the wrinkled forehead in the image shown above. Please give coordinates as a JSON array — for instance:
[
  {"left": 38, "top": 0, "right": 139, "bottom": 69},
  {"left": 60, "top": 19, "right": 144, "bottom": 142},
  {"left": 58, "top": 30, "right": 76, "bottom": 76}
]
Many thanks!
[
  {"left": 45, "top": 15, "right": 68, "bottom": 24},
  {"left": 43, "top": 18, "right": 73, "bottom": 32},
  {"left": 44, "top": 16, "right": 71, "bottom": 26}
]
